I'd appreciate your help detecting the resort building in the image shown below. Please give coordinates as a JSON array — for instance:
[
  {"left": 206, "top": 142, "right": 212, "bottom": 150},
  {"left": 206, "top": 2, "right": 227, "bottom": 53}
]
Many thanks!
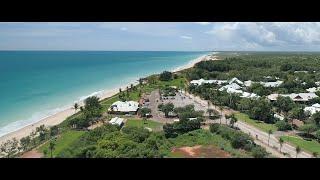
[
  {"left": 306, "top": 87, "right": 320, "bottom": 93},
  {"left": 190, "top": 78, "right": 227, "bottom": 86},
  {"left": 244, "top": 80, "right": 253, "bottom": 87},
  {"left": 274, "top": 113, "right": 285, "bottom": 121},
  {"left": 219, "top": 83, "right": 242, "bottom": 91},
  {"left": 228, "top": 77, "right": 244, "bottom": 85},
  {"left": 260, "top": 81, "right": 283, "bottom": 88},
  {"left": 304, "top": 103, "right": 320, "bottom": 115},
  {"left": 109, "top": 101, "right": 139, "bottom": 114},
  {"left": 267, "top": 93, "right": 318, "bottom": 102},
  {"left": 109, "top": 117, "right": 124, "bottom": 126}
]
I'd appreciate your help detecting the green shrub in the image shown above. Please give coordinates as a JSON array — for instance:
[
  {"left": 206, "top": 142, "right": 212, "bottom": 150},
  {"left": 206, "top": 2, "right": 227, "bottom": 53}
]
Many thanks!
[{"left": 275, "top": 120, "right": 292, "bottom": 131}]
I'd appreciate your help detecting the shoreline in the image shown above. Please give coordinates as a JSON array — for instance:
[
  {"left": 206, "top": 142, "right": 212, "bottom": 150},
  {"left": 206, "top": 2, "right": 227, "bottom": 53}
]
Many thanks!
[{"left": 0, "top": 53, "right": 214, "bottom": 144}]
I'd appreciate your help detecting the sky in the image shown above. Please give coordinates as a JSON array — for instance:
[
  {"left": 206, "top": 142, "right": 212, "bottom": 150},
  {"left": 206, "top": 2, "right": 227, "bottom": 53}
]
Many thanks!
[{"left": 1, "top": 22, "right": 320, "bottom": 51}]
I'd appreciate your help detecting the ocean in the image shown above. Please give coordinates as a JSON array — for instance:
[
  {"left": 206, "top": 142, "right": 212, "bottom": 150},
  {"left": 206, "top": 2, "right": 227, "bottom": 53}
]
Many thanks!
[{"left": 0, "top": 51, "right": 208, "bottom": 136}]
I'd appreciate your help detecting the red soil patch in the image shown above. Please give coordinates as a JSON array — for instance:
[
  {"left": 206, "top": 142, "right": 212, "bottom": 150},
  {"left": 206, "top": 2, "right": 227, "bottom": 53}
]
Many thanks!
[
  {"left": 20, "top": 150, "right": 43, "bottom": 158},
  {"left": 172, "top": 145, "right": 231, "bottom": 158}
]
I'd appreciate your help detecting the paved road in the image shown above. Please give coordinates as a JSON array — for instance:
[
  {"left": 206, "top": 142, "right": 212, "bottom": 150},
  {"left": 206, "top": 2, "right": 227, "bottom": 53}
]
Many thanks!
[{"left": 182, "top": 91, "right": 312, "bottom": 158}]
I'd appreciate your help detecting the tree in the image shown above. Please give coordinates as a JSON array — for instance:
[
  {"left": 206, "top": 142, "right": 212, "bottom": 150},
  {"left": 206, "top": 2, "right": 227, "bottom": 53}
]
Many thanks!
[
  {"left": 219, "top": 106, "right": 223, "bottom": 124},
  {"left": 159, "top": 71, "right": 172, "bottom": 81},
  {"left": 268, "top": 130, "right": 273, "bottom": 146},
  {"left": 49, "top": 140, "right": 56, "bottom": 158},
  {"left": 143, "top": 117, "right": 147, "bottom": 124},
  {"left": 139, "top": 107, "right": 151, "bottom": 117},
  {"left": 49, "top": 126, "right": 59, "bottom": 137},
  {"left": 19, "top": 136, "right": 31, "bottom": 152},
  {"left": 73, "top": 103, "right": 79, "bottom": 113},
  {"left": 249, "top": 99, "right": 274, "bottom": 123},
  {"left": 158, "top": 103, "right": 174, "bottom": 118},
  {"left": 312, "top": 112, "right": 320, "bottom": 126},
  {"left": 0, "top": 138, "right": 19, "bottom": 158},
  {"left": 312, "top": 152, "right": 318, "bottom": 158},
  {"left": 296, "top": 146, "right": 301, "bottom": 158},
  {"left": 119, "top": 88, "right": 122, "bottom": 93},
  {"left": 275, "top": 120, "right": 292, "bottom": 131},
  {"left": 275, "top": 96, "right": 295, "bottom": 114},
  {"left": 279, "top": 138, "right": 284, "bottom": 153},
  {"left": 229, "top": 114, "right": 238, "bottom": 128},
  {"left": 138, "top": 78, "right": 143, "bottom": 86},
  {"left": 315, "top": 130, "right": 320, "bottom": 140},
  {"left": 207, "top": 109, "right": 214, "bottom": 117},
  {"left": 298, "top": 124, "right": 318, "bottom": 137}
]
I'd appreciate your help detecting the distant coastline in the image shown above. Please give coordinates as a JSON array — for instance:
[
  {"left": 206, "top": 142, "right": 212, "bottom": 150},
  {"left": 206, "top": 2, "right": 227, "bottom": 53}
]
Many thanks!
[{"left": 0, "top": 52, "right": 215, "bottom": 144}]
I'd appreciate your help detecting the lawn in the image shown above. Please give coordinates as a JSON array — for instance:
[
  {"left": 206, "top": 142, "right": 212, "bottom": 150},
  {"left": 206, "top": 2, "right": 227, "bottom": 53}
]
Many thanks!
[
  {"left": 235, "top": 112, "right": 277, "bottom": 133},
  {"left": 157, "top": 77, "right": 187, "bottom": 89},
  {"left": 125, "top": 119, "right": 163, "bottom": 131},
  {"left": 281, "top": 135, "right": 320, "bottom": 154},
  {"left": 38, "top": 130, "right": 85, "bottom": 157}
]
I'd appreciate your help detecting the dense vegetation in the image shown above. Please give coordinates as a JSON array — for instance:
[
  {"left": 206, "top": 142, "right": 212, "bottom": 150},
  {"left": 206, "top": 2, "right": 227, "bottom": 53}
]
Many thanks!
[{"left": 185, "top": 52, "right": 320, "bottom": 153}]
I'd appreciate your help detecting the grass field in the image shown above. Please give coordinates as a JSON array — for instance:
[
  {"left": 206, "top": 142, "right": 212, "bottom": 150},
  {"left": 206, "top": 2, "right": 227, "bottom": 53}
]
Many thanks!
[
  {"left": 281, "top": 135, "right": 320, "bottom": 154},
  {"left": 125, "top": 119, "right": 163, "bottom": 131},
  {"left": 38, "top": 130, "right": 85, "bottom": 157},
  {"left": 235, "top": 113, "right": 277, "bottom": 133}
]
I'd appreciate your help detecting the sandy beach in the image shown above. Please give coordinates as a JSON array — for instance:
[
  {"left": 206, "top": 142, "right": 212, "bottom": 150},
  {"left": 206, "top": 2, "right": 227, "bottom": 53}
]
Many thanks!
[{"left": 0, "top": 53, "right": 215, "bottom": 144}]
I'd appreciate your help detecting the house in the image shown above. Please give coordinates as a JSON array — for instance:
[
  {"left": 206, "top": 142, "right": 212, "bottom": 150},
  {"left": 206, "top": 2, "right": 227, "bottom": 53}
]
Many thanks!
[
  {"left": 219, "top": 83, "right": 241, "bottom": 91},
  {"left": 306, "top": 87, "right": 320, "bottom": 93},
  {"left": 240, "top": 92, "right": 260, "bottom": 99},
  {"left": 315, "top": 82, "right": 320, "bottom": 86},
  {"left": 304, "top": 103, "right": 320, "bottom": 115},
  {"left": 274, "top": 114, "right": 285, "bottom": 121},
  {"left": 109, "top": 117, "right": 124, "bottom": 126},
  {"left": 260, "top": 81, "right": 283, "bottom": 88},
  {"left": 109, "top": 101, "right": 139, "bottom": 114},
  {"left": 228, "top": 77, "right": 244, "bottom": 85},
  {"left": 267, "top": 93, "right": 318, "bottom": 102},
  {"left": 190, "top": 78, "right": 227, "bottom": 86},
  {"left": 244, "top": 80, "right": 253, "bottom": 87}
]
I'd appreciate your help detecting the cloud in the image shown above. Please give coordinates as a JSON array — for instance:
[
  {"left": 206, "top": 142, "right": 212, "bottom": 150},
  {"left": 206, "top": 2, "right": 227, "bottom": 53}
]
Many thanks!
[
  {"left": 195, "top": 22, "right": 211, "bottom": 25},
  {"left": 120, "top": 27, "right": 127, "bottom": 31},
  {"left": 180, "top": 35, "right": 192, "bottom": 39}
]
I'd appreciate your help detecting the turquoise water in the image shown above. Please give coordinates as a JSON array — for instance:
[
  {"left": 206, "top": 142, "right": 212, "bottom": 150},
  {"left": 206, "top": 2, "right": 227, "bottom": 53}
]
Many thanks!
[{"left": 0, "top": 51, "right": 207, "bottom": 136}]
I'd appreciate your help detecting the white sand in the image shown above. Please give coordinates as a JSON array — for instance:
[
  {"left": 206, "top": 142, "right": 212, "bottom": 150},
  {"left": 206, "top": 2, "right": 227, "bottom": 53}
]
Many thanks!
[{"left": 0, "top": 54, "right": 216, "bottom": 144}]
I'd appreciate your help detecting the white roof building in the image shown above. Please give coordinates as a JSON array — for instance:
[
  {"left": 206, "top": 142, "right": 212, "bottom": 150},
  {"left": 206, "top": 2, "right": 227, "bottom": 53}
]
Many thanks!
[
  {"left": 219, "top": 83, "right": 242, "bottom": 91},
  {"left": 228, "top": 77, "right": 243, "bottom": 85},
  {"left": 315, "top": 82, "right": 320, "bottom": 86},
  {"left": 306, "top": 87, "right": 320, "bottom": 93},
  {"left": 244, "top": 80, "right": 253, "bottom": 87},
  {"left": 190, "top": 78, "right": 227, "bottom": 86},
  {"left": 274, "top": 114, "right": 285, "bottom": 121},
  {"left": 109, "top": 101, "right": 139, "bottom": 112},
  {"left": 109, "top": 117, "right": 124, "bottom": 126},
  {"left": 267, "top": 93, "right": 318, "bottom": 102},
  {"left": 304, "top": 103, "right": 320, "bottom": 115},
  {"left": 260, "top": 81, "right": 283, "bottom": 88}
]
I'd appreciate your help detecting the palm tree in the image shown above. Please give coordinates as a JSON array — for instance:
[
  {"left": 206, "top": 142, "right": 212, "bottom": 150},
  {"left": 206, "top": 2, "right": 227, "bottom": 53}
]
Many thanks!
[
  {"left": 312, "top": 152, "right": 318, "bottom": 158},
  {"left": 73, "top": 103, "right": 79, "bottom": 113},
  {"left": 119, "top": 88, "right": 122, "bottom": 93},
  {"left": 143, "top": 117, "right": 147, "bottom": 124},
  {"left": 268, "top": 130, "right": 273, "bottom": 146},
  {"left": 207, "top": 109, "right": 214, "bottom": 117},
  {"left": 296, "top": 146, "right": 301, "bottom": 158},
  {"left": 279, "top": 138, "right": 284, "bottom": 153},
  {"left": 229, "top": 115, "right": 238, "bottom": 128},
  {"left": 219, "top": 106, "right": 223, "bottom": 124},
  {"left": 49, "top": 140, "right": 56, "bottom": 158}
]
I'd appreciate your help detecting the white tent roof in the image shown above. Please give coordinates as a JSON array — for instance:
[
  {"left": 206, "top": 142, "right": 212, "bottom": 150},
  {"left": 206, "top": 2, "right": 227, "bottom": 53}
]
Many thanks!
[{"left": 109, "top": 117, "right": 124, "bottom": 126}]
